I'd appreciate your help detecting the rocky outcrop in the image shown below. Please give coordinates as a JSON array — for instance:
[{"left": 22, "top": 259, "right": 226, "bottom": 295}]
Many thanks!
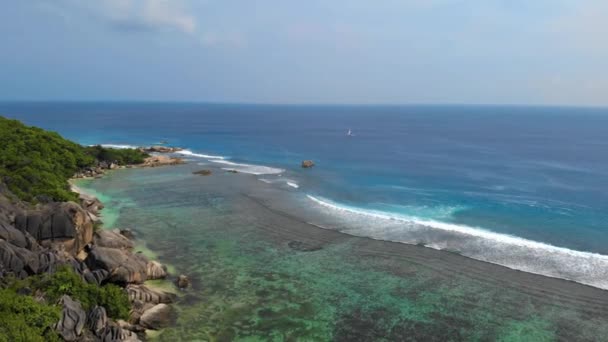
[
  {"left": 146, "top": 260, "right": 167, "bottom": 279},
  {"left": 94, "top": 230, "right": 134, "bottom": 250},
  {"left": 14, "top": 201, "right": 94, "bottom": 256},
  {"left": 85, "top": 246, "right": 149, "bottom": 284},
  {"left": 176, "top": 274, "right": 190, "bottom": 289},
  {"left": 141, "top": 155, "right": 184, "bottom": 168},
  {"left": 86, "top": 306, "right": 108, "bottom": 337},
  {"left": 127, "top": 284, "right": 174, "bottom": 305},
  {"left": 301, "top": 160, "right": 315, "bottom": 168},
  {"left": 139, "top": 304, "right": 173, "bottom": 330},
  {"left": 142, "top": 146, "right": 183, "bottom": 153},
  {"left": 55, "top": 295, "right": 87, "bottom": 341}
]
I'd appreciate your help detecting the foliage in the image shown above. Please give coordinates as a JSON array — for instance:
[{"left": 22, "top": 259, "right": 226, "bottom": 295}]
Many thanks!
[
  {"left": 0, "top": 288, "right": 61, "bottom": 342},
  {"left": 0, "top": 116, "right": 94, "bottom": 202},
  {"left": 0, "top": 116, "right": 148, "bottom": 202},
  {"left": 29, "top": 266, "right": 131, "bottom": 320},
  {"left": 84, "top": 145, "right": 148, "bottom": 165}
]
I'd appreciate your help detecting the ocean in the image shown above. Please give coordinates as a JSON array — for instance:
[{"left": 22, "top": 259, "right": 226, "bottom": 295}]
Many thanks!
[{"left": 2, "top": 102, "right": 608, "bottom": 339}]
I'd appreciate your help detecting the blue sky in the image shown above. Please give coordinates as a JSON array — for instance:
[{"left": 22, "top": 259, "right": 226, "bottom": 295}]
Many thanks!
[{"left": 1, "top": 1, "right": 606, "bottom": 106}]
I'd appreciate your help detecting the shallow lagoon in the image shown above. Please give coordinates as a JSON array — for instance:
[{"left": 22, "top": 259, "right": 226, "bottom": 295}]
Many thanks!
[{"left": 78, "top": 164, "right": 608, "bottom": 341}]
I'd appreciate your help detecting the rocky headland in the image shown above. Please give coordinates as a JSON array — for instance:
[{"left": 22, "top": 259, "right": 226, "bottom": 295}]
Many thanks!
[
  {"left": 0, "top": 118, "right": 188, "bottom": 342},
  {"left": 0, "top": 176, "right": 180, "bottom": 341}
]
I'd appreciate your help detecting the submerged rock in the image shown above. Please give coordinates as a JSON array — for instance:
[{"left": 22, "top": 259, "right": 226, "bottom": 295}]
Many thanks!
[
  {"left": 193, "top": 169, "right": 212, "bottom": 176},
  {"left": 288, "top": 240, "right": 322, "bottom": 252},
  {"left": 301, "top": 160, "right": 315, "bottom": 168},
  {"left": 176, "top": 274, "right": 190, "bottom": 289}
]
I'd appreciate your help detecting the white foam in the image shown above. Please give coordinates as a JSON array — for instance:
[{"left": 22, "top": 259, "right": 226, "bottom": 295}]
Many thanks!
[
  {"left": 178, "top": 149, "right": 226, "bottom": 160},
  {"left": 307, "top": 195, "right": 608, "bottom": 289},
  {"left": 287, "top": 182, "right": 299, "bottom": 189},
  {"left": 98, "top": 144, "right": 138, "bottom": 149},
  {"left": 211, "top": 160, "right": 284, "bottom": 175}
]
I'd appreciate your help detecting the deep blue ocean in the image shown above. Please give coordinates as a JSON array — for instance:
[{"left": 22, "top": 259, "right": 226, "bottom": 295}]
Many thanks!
[{"left": 3, "top": 102, "right": 608, "bottom": 287}]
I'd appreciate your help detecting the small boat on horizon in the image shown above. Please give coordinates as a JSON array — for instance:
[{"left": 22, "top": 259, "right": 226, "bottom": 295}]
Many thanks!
[{"left": 347, "top": 129, "right": 355, "bottom": 137}]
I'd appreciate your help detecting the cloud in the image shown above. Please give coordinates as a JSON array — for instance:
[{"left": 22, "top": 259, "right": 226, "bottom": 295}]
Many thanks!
[{"left": 41, "top": 0, "right": 197, "bottom": 34}]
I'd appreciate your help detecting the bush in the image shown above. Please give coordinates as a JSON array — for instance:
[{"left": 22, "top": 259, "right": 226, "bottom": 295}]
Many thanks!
[
  {"left": 0, "top": 116, "right": 94, "bottom": 202},
  {"left": 84, "top": 145, "right": 148, "bottom": 165},
  {"left": 0, "top": 288, "right": 61, "bottom": 342},
  {"left": 27, "top": 266, "right": 131, "bottom": 320},
  {"left": 0, "top": 116, "right": 148, "bottom": 202}
]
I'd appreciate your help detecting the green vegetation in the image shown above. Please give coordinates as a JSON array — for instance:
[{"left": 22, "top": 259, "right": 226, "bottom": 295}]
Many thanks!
[
  {"left": 0, "top": 288, "right": 61, "bottom": 342},
  {"left": 0, "top": 116, "right": 148, "bottom": 202},
  {"left": 84, "top": 144, "right": 148, "bottom": 165},
  {"left": 21, "top": 266, "right": 131, "bottom": 320}
]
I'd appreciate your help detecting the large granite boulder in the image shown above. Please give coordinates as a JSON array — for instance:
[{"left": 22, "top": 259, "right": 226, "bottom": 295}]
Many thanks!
[
  {"left": 126, "top": 284, "right": 174, "bottom": 305},
  {"left": 94, "top": 230, "right": 134, "bottom": 250},
  {"left": 15, "top": 201, "right": 94, "bottom": 255},
  {"left": 55, "top": 295, "right": 86, "bottom": 341},
  {"left": 100, "top": 324, "right": 141, "bottom": 342},
  {"left": 0, "top": 239, "right": 40, "bottom": 277},
  {"left": 146, "top": 260, "right": 167, "bottom": 279},
  {"left": 85, "top": 246, "right": 149, "bottom": 284},
  {"left": 86, "top": 306, "right": 108, "bottom": 337},
  {"left": 139, "top": 304, "right": 173, "bottom": 330}
]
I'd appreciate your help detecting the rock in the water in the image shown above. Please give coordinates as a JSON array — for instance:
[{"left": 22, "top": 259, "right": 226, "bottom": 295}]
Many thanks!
[
  {"left": 141, "top": 155, "right": 184, "bottom": 168},
  {"left": 55, "top": 295, "right": 86, "bottom": 341},
  {"left": 193, "top": 169, "right": 212, "bottom": 176},
  {"left": 119, "top": 229, "right": 135, "bottom": 240},
  {"left": 139, "top": 304, "right": 173, "bottom": 330},
  {"left": 126, "top": 284, "right": 174, "bottom": 304},
  {"left": 146, "top": 260, "right": 167, "bottom": 279},
  {"left": 143, "top": 146, "right": 183, "bottom": 153},
  {"left": 86, "top": 305, "right": 108, "bottom": 337},
  {"left": 176, "top": 274, "right": 190, "bottom": 289},
  {"left": 94, "top": 230, "right": 134, "bottom": 250},
  {"left": 85, "top": 246, "right": 149, "bottom": 284},
  {"left": 288, "top": 240, "right": 322, "bottom": 252},
  {"left": 301, "top": 160, "right": 315, "bottom": 168}
]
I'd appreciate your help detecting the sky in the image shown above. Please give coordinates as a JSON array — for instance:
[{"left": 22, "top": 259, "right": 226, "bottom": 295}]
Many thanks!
[{"left": 0, "top": 0, "right": 607, "bottom": 106}]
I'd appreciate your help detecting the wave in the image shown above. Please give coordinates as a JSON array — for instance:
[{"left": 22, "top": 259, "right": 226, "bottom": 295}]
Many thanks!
[
  {"left": 211, "top": 160, "right": 284, "bottom": 175},
  {"left": 177, "top": 149, "right": 227, "bottom": 160},
  {"left": 98, "top": 144, "right": 139, "bottom": 149},
  {"left": 258, "top": 178, "right": 299, "bottom": 188},
  {"left": 306, "top": 195, "right": 608, "bottom": 290},
  {"left": 287, "top": 182, "right": 299, "bottom": 189}
]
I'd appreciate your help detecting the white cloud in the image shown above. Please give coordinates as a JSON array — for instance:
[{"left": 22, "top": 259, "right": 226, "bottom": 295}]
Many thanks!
[{"left": 43, "top": 0, "right": 197, "bottom": 34}]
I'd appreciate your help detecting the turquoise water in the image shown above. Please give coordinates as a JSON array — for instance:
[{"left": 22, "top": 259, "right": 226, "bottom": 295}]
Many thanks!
[
  {"left": 3, "top": 102, "right": 608, "bottom": 289},
  {"left": 76, "top": 165, "right": 608, "bottom": 341}
]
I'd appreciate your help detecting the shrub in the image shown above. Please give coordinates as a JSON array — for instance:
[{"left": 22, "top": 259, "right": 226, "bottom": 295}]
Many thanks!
[
  {"left": 84, "top": 145, "right": 148, "bottom": 165},
  {"left": 0, "top": 116, "right": 148, "bottom": 202},
  {"left": 0, "top": 288, "right": 61, "bottom": 342},
  {"left": 29, "top": 266, "right": 130, "bottom": 320}
]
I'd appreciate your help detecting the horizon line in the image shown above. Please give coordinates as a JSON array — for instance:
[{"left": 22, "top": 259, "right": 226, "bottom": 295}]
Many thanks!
[{"left": 0, "top": 99, "right": 607, "bottom": 110}]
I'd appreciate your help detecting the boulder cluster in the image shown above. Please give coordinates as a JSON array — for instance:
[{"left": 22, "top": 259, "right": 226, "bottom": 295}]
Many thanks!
[{"left": 0, "top": 184, "right": 181, "bottom": 341}]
